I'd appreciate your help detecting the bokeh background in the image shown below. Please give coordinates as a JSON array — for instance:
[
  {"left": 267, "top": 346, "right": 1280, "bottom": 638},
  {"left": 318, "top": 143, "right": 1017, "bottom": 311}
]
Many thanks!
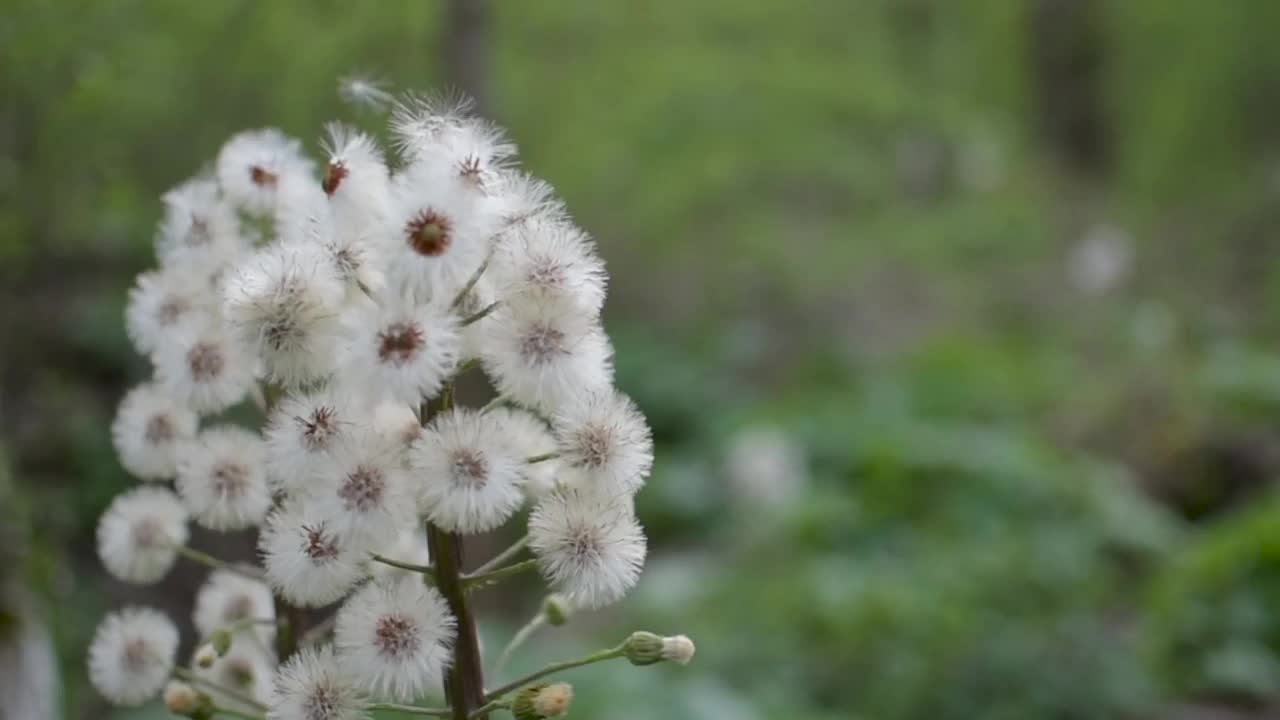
[{"left": 6, "top": 1, "right": 1280, "bottom": 718}]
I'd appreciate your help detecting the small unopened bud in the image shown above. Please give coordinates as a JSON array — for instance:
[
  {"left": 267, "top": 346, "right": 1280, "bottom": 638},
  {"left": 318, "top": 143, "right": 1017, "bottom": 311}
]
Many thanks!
[
  {"left": 164, "top": 680, "right": 210, "bottom": 717},
  {"left": 624, "top": 631, "right": 696, "bottom": 666},
  {"left": 541, "top": 594, "right": 571, "bottom": 627},
  {"left": 513, "top": 682, "right": 574, "bottom": 720},
  {"left": 209, "top": 628, "right": 233, "bottom": 656},
  {"left": 662, "top": 634, "right": 696, "bottom": 665},
  {"left": 194, "top": 643, "right": 218, "bottom": 668}
]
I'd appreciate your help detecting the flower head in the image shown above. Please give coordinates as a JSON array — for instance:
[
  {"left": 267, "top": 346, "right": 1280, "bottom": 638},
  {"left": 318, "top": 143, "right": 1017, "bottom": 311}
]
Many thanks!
[
  {"left": 339, "top": 294, "right": 460, "bottom": 404},
  {"left": 88, "top": 607, "right": 179, "bottom": 706},
  {"left": 192, "top": 570, "right": 276, "bottom": 647},
  {"left": 265, "top": 386, "right": 360, "bottom": 494},
  {"left": 260, "top": 501, "right": 367, "bottom": 607},
  {"left": 194, "top": 644, "right": 277, "bottom": 713},
  {"left": 335, "top": 575, "right": 455, "bottom": 702},
  {"left": 528, "top": 489, "right": 646, "bottom": 608},
  {"left": 487, "top": 406, "right": 560, "bottom": 501},
  {"left": 411, "top": 408, "right": 524, "bottom": 534},
  {"left": 513, "top": 683, "right": 574, "bottom": 720},
  {"left": 493, "top": 217, "right": 606, "bottom": 317},
  {"left": 303, "top": 430, "right": 414, "bottom": 549},
  {"left": 176, "top": 426, "right": 271, "bottom": 530},
  {"left": 154, "top": 321, "right": 256, "bottom": 414},
  {"left": 481, "top": 301, "right": 614, "bottom": 412},
  {"left": 268, "top": 645, "right": 370, "bottom": 720},
  {"left": 155, "top": 176, "right": 246, "bottom": 275},
  {"left": 111, "top": 382, "right": 199, "bottom": 480},
  {"left": 216, "top": 128, "right": 312, "bottom": 215},
  {"left": 97, "top": 486, "right": 188, "bottom": 584},
  {"left": 125, "top": 264, "right": 217, "bottom": 356},
  {"left": 553, "top": 389, "right": 652, "bottom": 496}
]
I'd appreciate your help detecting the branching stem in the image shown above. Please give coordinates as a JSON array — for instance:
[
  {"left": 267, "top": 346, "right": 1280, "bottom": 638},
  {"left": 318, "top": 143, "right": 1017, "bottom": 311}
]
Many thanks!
[
  {"left": 483, "top": 644, "right": 628, "bottom": 701},
  {"left": 471, "top": 536, "right": 529, "bottom": 576},
  {"left": 370, "top": 702, "right": 453, "bottom": 717},
  {"left": 172, "top": 545, "right": 263, "bottom": 581},
  {"left": 462, "top": 559, "right": 538, "bottom": 589},
  {"left": 174, "top": 667, "right": 268, "bottom": 713},
  {"left": 370, "top": 553, "right": 436, "bottom": 579}
]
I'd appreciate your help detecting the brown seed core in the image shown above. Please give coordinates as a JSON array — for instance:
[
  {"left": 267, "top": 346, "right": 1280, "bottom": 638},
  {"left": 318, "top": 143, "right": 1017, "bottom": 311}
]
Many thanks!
[
  {"left": 298, "top": 406, "right": 339, "bottom": 451},
  {"left": 576, "top": 425, "right": 615, "bottom": 469},
  {"left": 450, "top": 449, "right": 489, "bottom": 488},
  {"left": 187, "top": 342, "right": 225, "bottom": 381},
  {"left": 157, "top": 296, "right": 192, "bottom": 326},
  {"left": 211, "top": 461, "right": 250, "bottom": 498},
  {"left": 338, "top": 465, "right": 386, "bottom": 512},
  {"left": 458, "top": 155, "right": 484, "bottom": 186},
  {"left": 322, "top": 161, "right": 348, "bottom": 196},
  {"left": 132, "top": 516, "right": 164, "bottom": 549},
  {"left": 304, "top": 683, "right": 339, "bottom": 720},
  {"left": 520, "top": 324, "right": 567, "bottom": 365},
  {"left": 374, "top": 615, "right": 420, "bottom": 659},
  {"left": 301, "top": 523, "right": 340, "bottom": 562},
  {"left": 123, "top": 637, "right": 151, "bottom": 672},
  {"left": 249, "top": 165, "right": 278, "bottom": 187},
  {"left": 145, "top": 415, "right": 175, "bottom": 445},
  {"left": 377, "top": 322, "right": 424, "bottom": 366},
  {"left": 405, "top": 209, "right": 452, "bottom": 256}
]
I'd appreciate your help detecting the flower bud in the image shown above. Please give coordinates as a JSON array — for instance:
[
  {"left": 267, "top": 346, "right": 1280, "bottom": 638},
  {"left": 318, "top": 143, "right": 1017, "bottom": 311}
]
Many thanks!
[
  {"left": 209, "top": 628, "right": 233, "bottom": 656},
  {"left": 541, "top": 594, "right": 571, "bottom": 627},
  {"left": 194, "top": 643, "right": 218, "bottom": 669},
  {"left": 163, "top": 680, "right": 210, "bottom": 717},
  {"left": 624, "top": 631, "right": 696, "bottom": 666},
  {"left": 513, "top": 682, "right": 574, "bottom": 720},
  {"left": 662, "top": 634, "right": 696, "bottom": 665}
]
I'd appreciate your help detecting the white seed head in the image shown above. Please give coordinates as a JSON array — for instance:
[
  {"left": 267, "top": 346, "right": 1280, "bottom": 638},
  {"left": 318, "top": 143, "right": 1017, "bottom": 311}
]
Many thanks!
[
  {"left": 321, "top": 123, "right": 392, "bottom": 239},
  {"left": 338, "top": 73, "right": 393, "bottom": 111},
  {"left": 268, "top": 645, "right": 369, "bottom": 720},
  {"left": 528, "top": 489, "right": 646, "bottom": 609},
  {"left": 154, "top": 321, "right": 256, "bottom": 414},
  {"left": 111, "top": 382, "right": 199, "bottom": 481},
  {"left": 88, "top": 607, "right": 179, "bottom": 706},
  {"left": 301, "top": 430, "right": 414, "bottom": 550},
  {"left": 492, "top": 217, "right": 606, "bottom": 317},
  {"left": 265, "top": 386, "right": 360, "bottom": 494},
  {"left": 176, "top": 426, "right": 271, "bottom": 531},
  {"left": 155, "top": 176, "right": 246, "bottom": 276},
  {"left": 334, "top": 575, "right": 456, "bottom": 702},
  {"left": 192, "top": 570, "right": 276, "bottom": 647},
  {"left": 96, "top": 486, "right": 188, "bottom": 584},
  {"left": 481, "top": 301, "right": 614, "bottom": 413},
  {"left": 216, "top": 128, "right": 312, "bottom": 215},
  {"left": 339, "top": 295, "right": 461, "bottom": 405},
  {"left": 260, "top": 501, "right": 367, "bottom": 608},
  {"left": 411, "top": 408, "right": 524, "bottom": 534},
  {"left": 488, "top": 406, "right": 560, "bottom": 501},
  {"left": 125, "top": 264, "right": 217, "bottom": 357},
  {"left": 553, "top": 389, "right": 652, "bottom": 496}
]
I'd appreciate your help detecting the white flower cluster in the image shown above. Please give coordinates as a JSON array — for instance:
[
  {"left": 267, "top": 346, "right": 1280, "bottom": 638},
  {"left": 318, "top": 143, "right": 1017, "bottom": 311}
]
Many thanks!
[{"left": 90, "top": 92, "right": 664, "bottom": 717}]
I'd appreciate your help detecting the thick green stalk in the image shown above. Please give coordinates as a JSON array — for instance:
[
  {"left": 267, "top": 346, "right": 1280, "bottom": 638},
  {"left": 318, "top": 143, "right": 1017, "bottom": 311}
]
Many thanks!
[{"left": 427, "top": 524, "right": 488, "bottom": 720}]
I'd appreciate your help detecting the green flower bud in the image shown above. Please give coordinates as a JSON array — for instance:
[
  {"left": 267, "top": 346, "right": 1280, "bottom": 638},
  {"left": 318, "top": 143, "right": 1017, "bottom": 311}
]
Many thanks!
[
  {"left": 541, "top": 594, "right": 571, "bottom": 627},
  {"left": 209, "top": 628, "right": 233, "bottom": 656},
  {"left": 513, "top": 683, "right": 574, "bottom": 720},
  {"left": 623, "top": 631, "right": 665, "bottom": 666}
]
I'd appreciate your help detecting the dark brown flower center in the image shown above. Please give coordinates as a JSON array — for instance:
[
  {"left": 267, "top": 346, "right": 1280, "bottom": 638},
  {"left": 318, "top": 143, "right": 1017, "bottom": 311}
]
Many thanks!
[
  {"left": 374, "top": 615, "right": 420, "bottom": 659},
  {"left": 520, "top": 324, "right": 567, "bottom": 365},
  {"left": 322, "top": 161, "right": 349, "bottom": 196},
  {"left": 158, "top": 296, "right": 192, "bottom": 325},
  {"left": 188, "top": 215, "right": 212, "bottom": 246},
  {"left": 187, "top": 342, "right": 226, "bottom": 381},
  {"left": 377, "top": 322, "right": 424, "bottom": 366},
  {"left": 132, "top": 517, "right": 164, "bottom": 548},
  {"left": 223, "top": 593, "right": 255, "bottom": 623},
  {"left": 144, "top": 415, "right": 175, "bottom": 445},
  {"left": 304, "top": 683, "right": 339, "bottom": 720},
  {"left": 298, "top": 406, "right": 339, "bottom": 451},
  {"left": 576, "top": 425, "right": 614, "bottom": 469},
  {"left": 405, "top": 209, "right": 452, "bottom": 256},
  {"left": 302, "top": 523, "right": 340, "bottom": 562},
  {"left": 458, "top": 155, "right": 484, "bottom": 187},
  {"left": 250, "top": 165, "right": 278, "bottom": 187},
  {"left": 338, "top": 465, "right": 385, "bottom": 512},
  {"left": 123, "top": 637, "right": 151, "bottom": 672},
  {"left": 211, "top": 461, "right": 250, "bottom": 498},
  {"left": 450, "top": 449, "right": 489, "bottom": 488}
]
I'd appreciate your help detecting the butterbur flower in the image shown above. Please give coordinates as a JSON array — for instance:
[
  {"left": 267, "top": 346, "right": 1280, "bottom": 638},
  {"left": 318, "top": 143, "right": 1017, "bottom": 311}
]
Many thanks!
[
  {"left": 529, "top": 489, "right": 647, "bottom": 609},
  {"left": 223, "top": 241, "right": 347, "bottom": 387},
  {"left": 193, "top": 570, "right": 276, "bottom": 648},
  {"left": 334, "top": 575, "right": 456, "bottom": 702},
  {"left": 492, "top": 217, "right": 607, "bottom": 317},
  {"left": 268, "top": 645, "right": 370, "bottom": 720},
  {"left": 176, "top": 426, "right": 272, "bottom": 531},
  {"left": 321, "top": 123, "right": 392, "bottom": 236},
  {"left": 88, "top": 607, "right": 179, "bottom": 706},
  {"left": 216, "top": 128, "right": 312, "bottom": 215},
  {"left": 97, "top": 486, "right": 188, "bottom": 584},
  {"left": 265, "top": 386, "right": 360, "bottom": 494},
  {"left": 154, "top": 176, "right": 246, "bottom": 275},
  {"left": 553, "top": 389, "right": 653, "bottom": 496},
  {"left": 194, "top": 645, "right": 276, "bottom": 712},
  {"left": 125, "top": 264, "right": 216, "bottom": 356},
  {"left": 339, "top": 294, "right": 461, "bottom": 404},
  {"left": 260, "top": 501, "right": 367, "bottom": 607},
  {"left": 482, "top": 300, "right": 614, "bottom": 412},
  {"left": 304, "top": 431, "right": 414, "bottom": 549},
  {"left": 411, "top": 408, "right": 525, "bottom": 534},
  {"left": 154, "top": 321, "right": 255, "bottom": 414},
  {"left": 492, "top": 171, "right": 567, "bottom": 228},
  {"left": 111, "top": 382, "right": 198, "bottom": 481}
]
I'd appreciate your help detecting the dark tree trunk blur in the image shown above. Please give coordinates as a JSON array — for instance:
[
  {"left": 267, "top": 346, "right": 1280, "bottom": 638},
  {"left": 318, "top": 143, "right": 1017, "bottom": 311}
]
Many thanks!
[
  {"left": 1030, "top": 0, "right": 1109, "bottom": 177},
  {"left": 443, "top": 0, "right": 492, "bottom": 113}
]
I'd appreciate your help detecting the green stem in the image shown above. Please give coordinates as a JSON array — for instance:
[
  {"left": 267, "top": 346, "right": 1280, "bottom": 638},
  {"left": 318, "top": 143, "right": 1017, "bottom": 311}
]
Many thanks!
[
  {"left": 471, "top": 536, "right": 529, "bottom": 576},
  {"left": 370, "top": 553, "right": 436, "bottom": 579},
  {"left": 524, "top": 452, "right": 559, "bottom": 464},
  {"left": 211, "top": 707, "right": 264, "bottom": 720},
  {"left": 494, "top": 612, "right": 546, "bottom": 676},
  {"left": 460, "top": 300, "right": 500, "bottom": 327},
  {"left": 370, "top": 702, "right": 453, "bottom": 717},
  {"left": 174, "top": 667, "right": 267, "bottom": 713},
  {"left": 483, "top": 645, "right": 628, "bottom": 702},
  {"left": 468, "top": 699, "right": 511, "bottom": 719},
  {"left": 173, "top": 545, "right": 263, "bottom": 581},
  {"left": 462, "top": 559, "right": 538, "bottom": 589},
  {"left": 451, "top": 252, "right": 494, "bottom": 310}
]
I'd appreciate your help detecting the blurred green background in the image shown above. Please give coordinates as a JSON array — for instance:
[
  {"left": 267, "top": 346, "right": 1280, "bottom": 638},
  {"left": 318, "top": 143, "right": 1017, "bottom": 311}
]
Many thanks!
[{"left": 6, "top": 1, "right": 1280, "bottom": 718}]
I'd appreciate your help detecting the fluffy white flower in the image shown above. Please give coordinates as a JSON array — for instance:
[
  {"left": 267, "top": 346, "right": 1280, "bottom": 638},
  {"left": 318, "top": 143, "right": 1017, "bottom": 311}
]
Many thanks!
[
  {"left": 193, "top": 644, "right": 276, "bottom": 713},
  {"left": 216, "top": 128, "right": 312, "bottom": 215},
  {"left": 661, "top": 635, "right": 696, "bottom": 665},
  {"left": 260, "top": 500, "right": 367, "bottom": 607},
  {"left": 264, "top": 386, "right": 361, "bottom": 494},
  {"left": 322, "top": 123, "right": 392, "bottom": 236},
  {"left": 334, "top": 575, "right": 455, "bottom": 702},
  {"left": 88, "top": 607, "right": 179, "bottom": 706},
  {"left": 303, "top": 212, "right": 388, "bottom": 301},
  {"left": 529, "top": 489, "right": 646, "bottom": 609},
  {"left": 193, "top": 570, "right": 276, "bottom": 647},
  {"left": 368, "top": 528, "right": 431, "bottom": 583},
  {"left": 491, "top": 171, "right": 567, "bottom": 227},
  {"left": 488, "top": 406, "right": 560, "bottom": 501},
  {"left": 492, "top": 217, "right": 606, "bottom": 317},
  {"left": 176, "top": 426, "right": 271, "bottom": 530},
  {"left": 223, "top": 241, "right": 347, "bottom": 387},
  {"left": 339, "top": 295, "right": 460, "bottom": 405},
  {"left": 370, "top": 401, "right": 423, "bottom": 469},
  {"left": 111, "top": 382, "right": 199, "bottom": 481},
  {"left": 97, "top": 486, "right": 189, "bottom": 584},
  {"left": 553, "top": 389, "right": 652, "bottom": 496},
  {"left": 390, "top": 92, "right": 516, "bottom": 174},
  {"left": 303, "top": 431, "right": 415, "bottom": 550},
  {"left": 268, "top": 645, "right": 369, "bottom": 720},
  {"left": 154, "top": 176, "right": 246, "bottom": 275},
  {"left": 154, "top": 321, "right": 256, "bottom": 414},
  {"left": 125, "top": 264, "right": 217, "bottom": 356},
  {"left": 411, "top": 408, "right": 524, "bottom": 534},
  {"left": 382, "top": 155, "right": 503, "bottom": 300},
  {"left": 481, "top": 301, "right": 614, "bottom": 412}
]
